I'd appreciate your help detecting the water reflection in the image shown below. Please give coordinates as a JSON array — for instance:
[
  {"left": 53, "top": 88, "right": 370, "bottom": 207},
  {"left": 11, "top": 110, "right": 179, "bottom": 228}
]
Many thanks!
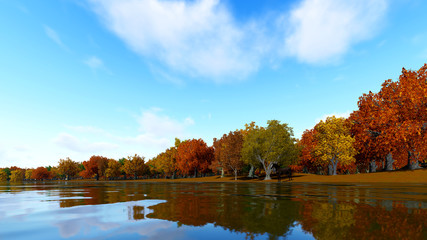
[{"left": 0, "top": 182, "right": 426, "bottom": 239}]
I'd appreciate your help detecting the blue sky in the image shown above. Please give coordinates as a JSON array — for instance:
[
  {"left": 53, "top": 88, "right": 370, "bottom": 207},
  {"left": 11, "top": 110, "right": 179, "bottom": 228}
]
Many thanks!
[{"left": 1, "top": 0, "right": 426, "bottom": 168}]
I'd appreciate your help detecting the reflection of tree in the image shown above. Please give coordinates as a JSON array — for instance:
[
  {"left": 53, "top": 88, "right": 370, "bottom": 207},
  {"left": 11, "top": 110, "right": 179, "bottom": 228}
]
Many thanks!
[
  {"left": 147, "top": 183, "right": 300, "bottom": 239},
  {"left": 298, "top": 200, "right": 427, "bottom": 240}
]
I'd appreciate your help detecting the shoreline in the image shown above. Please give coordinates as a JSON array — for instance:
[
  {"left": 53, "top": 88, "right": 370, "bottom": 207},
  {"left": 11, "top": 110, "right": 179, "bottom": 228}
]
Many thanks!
[{"left": 72, "top": 168, "right": 427, "bottom": 184}]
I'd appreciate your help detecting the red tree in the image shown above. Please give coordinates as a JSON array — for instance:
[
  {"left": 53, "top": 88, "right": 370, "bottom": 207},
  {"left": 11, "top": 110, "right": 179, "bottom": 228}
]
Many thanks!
[
  {"left": 32, "top": 167, "right": 50, "bottom": 180},
  {"left": 176, "top": 139, "right": 214, "bottom": 177}
]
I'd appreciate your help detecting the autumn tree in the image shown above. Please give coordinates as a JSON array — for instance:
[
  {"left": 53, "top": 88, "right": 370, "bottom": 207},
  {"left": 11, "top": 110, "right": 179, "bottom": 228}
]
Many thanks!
[
  {"left": 242, "top": 120, "right": 299, "bottom": 180},
  {"left": 176, "top": 139, "right": 214, "bottom": 177},
  {"left": 105, "top": 159, "right": 122, "bottom": 179},
  {"left": 314, "top": 116, "right": 356, "bottom": 175},
  {"left": 239, "top": 122, "right": 263, "bottom": 178},
  {"left": 298, "top": 128, "right": 324, "bottom": 174},
  {"left": 58, "top": 157, "right": 80, "bottom": 180},
  {"left": 214, "top": 130, "right": 244, "bottom": 180},
  {"left": 25, "top": 169, "right": 33, "bottom": 180},
  {"left": 0, "top": 169, "right": 8, "bottom": 181},
  {"left": 80, "top": 155, "right": 108, "bottom": 180},
  {"left": 350, "top": 64, "right": 427, "bottom": 171},
  {"left": 31, "top": 167, "right": 51, "bottom": 180},
  {"left": 154, "top": 147, "right": 178, "bottom": 179},
  {"left": 10, "top": 169, "right": 24, "bottom": 182},
  {"left": 123, "top": 154, "right": 146, "bottom": 180}
]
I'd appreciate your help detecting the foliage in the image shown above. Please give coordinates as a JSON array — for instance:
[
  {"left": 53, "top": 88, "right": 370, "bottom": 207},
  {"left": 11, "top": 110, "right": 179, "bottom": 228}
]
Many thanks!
[
  {"left": 25, "top": 169, "right": 33, "bottom": 180},
  {"left": 350, "top": 64, "right": 427, "bottom": 171},
  {"left": 314, "top": 116, "right": 356, "bottom": 175},
  {"left": 176, "top": 138, "right": 214, "bottom": 177},
  {"left": 213, "top": 130, "right": 244, "bottom": 180},
  {"left": 10, "top": 169, "right": 24, "bottom": 182},
  {"left": 0, "top": 169, "right": 8, "bottom": 181},
  {"left": 80, "top": 155, "right": 109, "bottom": 180},
  {"left": 242, "top": 120, "right": 299, "bottom": 180},
  {"left": 105, "top": 159, "right": 122, "bottom": 179},
  {"left": 123, "top": 154, "right": 146, "bottom": 179},
  {"left": 58, "top": 157, "right": 80, "bottom": 180},
  {"left": 32, "top": 167, "right": 50, "bottom": 180}
]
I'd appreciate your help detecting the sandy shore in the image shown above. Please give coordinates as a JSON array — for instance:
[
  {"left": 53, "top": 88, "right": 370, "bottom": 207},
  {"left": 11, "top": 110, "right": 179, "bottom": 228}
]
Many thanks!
[{"left": 127, "top": 168, "right": 427, "bottom": 184}]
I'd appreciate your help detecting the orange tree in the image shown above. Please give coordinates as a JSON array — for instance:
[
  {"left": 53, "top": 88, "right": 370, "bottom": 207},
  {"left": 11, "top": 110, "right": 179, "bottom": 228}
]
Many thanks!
[
  {"left": 32, "top": 167, "right": 50, "bottom": 180},
  {"left": 176, "top": 138, "right": 214, "bottom": 177},
  {"left": 213, "top": 130, "right": 244, "bottom": 180},
  {"left": 80, "top": 155, "right": 109, "bottom": 180},
  {"left": 350, "top": 64, "right": 427, "bottom": 171}
]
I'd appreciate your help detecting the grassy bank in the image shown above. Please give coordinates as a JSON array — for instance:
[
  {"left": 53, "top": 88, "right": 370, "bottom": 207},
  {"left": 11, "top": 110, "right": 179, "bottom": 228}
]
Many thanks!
[{"left": 121, "top": 168, "right": 427, "bottom": 184}]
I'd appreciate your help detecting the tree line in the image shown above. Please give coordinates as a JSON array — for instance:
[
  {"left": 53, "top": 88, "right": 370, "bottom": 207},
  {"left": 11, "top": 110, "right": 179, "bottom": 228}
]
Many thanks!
[{"left": 1, "top": 64, "right": 425, "bottom": 181}]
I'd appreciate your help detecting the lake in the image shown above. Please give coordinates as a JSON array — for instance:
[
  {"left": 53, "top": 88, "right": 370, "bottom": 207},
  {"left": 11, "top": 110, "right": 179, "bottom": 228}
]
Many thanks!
[{"left": 0, "top": 181, "right": 426, "bottom": 239}]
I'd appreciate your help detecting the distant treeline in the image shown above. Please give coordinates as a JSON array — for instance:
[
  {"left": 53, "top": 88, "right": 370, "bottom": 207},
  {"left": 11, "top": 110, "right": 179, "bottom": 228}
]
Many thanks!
[{"left": 1, "top": 64, "right": 426, "bottom": 182}]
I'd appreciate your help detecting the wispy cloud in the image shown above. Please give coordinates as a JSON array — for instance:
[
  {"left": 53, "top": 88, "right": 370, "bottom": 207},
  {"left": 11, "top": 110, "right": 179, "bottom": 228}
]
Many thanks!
[
  {"left": 43, "top": 25, "right": 70, "bottom": 52},
  {"left": 88, "top": 0, "right": 388, "bottom": 82},
  {"left": 57, "top": 108, "right": 195, "bottom": 159},
  {"left": 54, "top": 133, "right": 118, "bottom": 153},
  {"left": 284, "top": 0, "right": 388, "bottom": 64},
  {"left": 89, "top": 0, "right": 267, "bottom": 82},
  {"left": 84, "top": 56, "right": 104, "bottom": 69}
]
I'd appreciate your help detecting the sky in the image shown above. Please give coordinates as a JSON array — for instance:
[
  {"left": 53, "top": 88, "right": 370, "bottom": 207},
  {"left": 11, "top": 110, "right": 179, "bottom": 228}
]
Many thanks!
[{"left": 0, "top": 0, "right": 426, "bottom": 168}]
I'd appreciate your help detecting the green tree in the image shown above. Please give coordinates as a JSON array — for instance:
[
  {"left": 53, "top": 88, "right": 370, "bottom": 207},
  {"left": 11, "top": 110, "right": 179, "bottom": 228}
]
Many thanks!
[
  {"left": 314, "top": 116, "right": 357, "bottom": 175},
  {"left": 242, "top": 120, "right": 299, "bottom": 180}
]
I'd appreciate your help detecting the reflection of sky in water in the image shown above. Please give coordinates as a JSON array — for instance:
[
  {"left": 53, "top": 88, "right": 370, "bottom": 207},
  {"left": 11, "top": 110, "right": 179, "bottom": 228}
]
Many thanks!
[
  {"left": 2, "top": 182, "right": 426, "bottom": 240},
  {"left": 0, "top": 189, "right": 312, "bottom": 239}
]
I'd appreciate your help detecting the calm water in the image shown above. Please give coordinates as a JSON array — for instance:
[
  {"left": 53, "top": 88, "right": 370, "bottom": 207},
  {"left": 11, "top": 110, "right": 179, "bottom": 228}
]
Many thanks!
[{"left": 0, "top": 182, "right": 426, "bottom": 240}]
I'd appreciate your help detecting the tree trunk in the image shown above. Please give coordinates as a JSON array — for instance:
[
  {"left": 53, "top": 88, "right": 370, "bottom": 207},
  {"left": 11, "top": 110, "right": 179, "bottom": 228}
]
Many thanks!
[
  {"left": 221, "top": 168, "right": 225, "bottom": 178},
  {"left": 333, "top": 162, "right": 338, "bottom": 175},
  {"left": 369, "top": 160, "right": 377, "bottom": 173},
  {"left": 385, "top": 152, "right": 394, "bottom": 171},
  {"left": 407, "top": 150, "right": 421, "bottom": 170},
  {"left": 66, "top": 175, "right": 69, "bottom": 181},
  {"left": 134, "top": 173, "right": 138, "bottom": 180},
  {"left": 248, "top": 165, "right": 255, "bottom": 178},
  {"left": 194, "top": 168, "right": 198, "bottom": 178},
  {"left": 328, "top": 164, "right": 333, "bottom": 175},
  {"left": 264, "top": 162, "right": 274, "bottom": 180},
  {"left": 234, "top": 169, "right": 238, "bottom": 180},
  {"left": 172, "top": 171, "right": 176, "bottom": 180},
  {"left": 95, "top": 173, "right": 99, "bottom": 181}
]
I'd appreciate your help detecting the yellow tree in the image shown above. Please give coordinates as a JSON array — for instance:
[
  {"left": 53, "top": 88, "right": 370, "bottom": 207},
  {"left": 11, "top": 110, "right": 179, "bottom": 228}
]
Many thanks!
[
  {"left": 58, "top": 157, "right": 80, "bottom": 180},
  {"left": 0, "top": 169, "right": 7, "bottom": 181},
  {"left": 123, "top": 154, "right": 146, "bottom": 180},
  {"left": 105, "top": 159, "right": 121, "bottom": 179},
  {"left": 25, "top": 169, "right": 34, "bottom": 180},
  {"left": 10, "top": 169, "right": 24, "bottom": 182},
  {"left": 314, "top": 116, "right": 356, "bottom": 175}
]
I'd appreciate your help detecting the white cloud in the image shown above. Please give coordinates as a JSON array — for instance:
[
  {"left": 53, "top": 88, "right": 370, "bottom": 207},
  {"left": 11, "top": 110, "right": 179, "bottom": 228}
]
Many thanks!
[
  {"left": 84, "top": 56, "right": 104, "bottom": 69},
  {"left": 87, "top": 0, "right": 389, "bottom": 80},
  {"left": 55, "top": 109, "right": 195, "bottom": 159},
  {"left": 285, "top": 0, "right": 387, "bottom": 63},
  {"left": 44, "top": 25, "right": 69, "bottom": 51},
  {"left": 89, "top": 0, "right": 265, "bottom": 81},
  {"left": 316, "top": 111, "right": 351, "bottom": 123},
  {"left": 54, "top": 133, "right": 118, "bottom": 153}
]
